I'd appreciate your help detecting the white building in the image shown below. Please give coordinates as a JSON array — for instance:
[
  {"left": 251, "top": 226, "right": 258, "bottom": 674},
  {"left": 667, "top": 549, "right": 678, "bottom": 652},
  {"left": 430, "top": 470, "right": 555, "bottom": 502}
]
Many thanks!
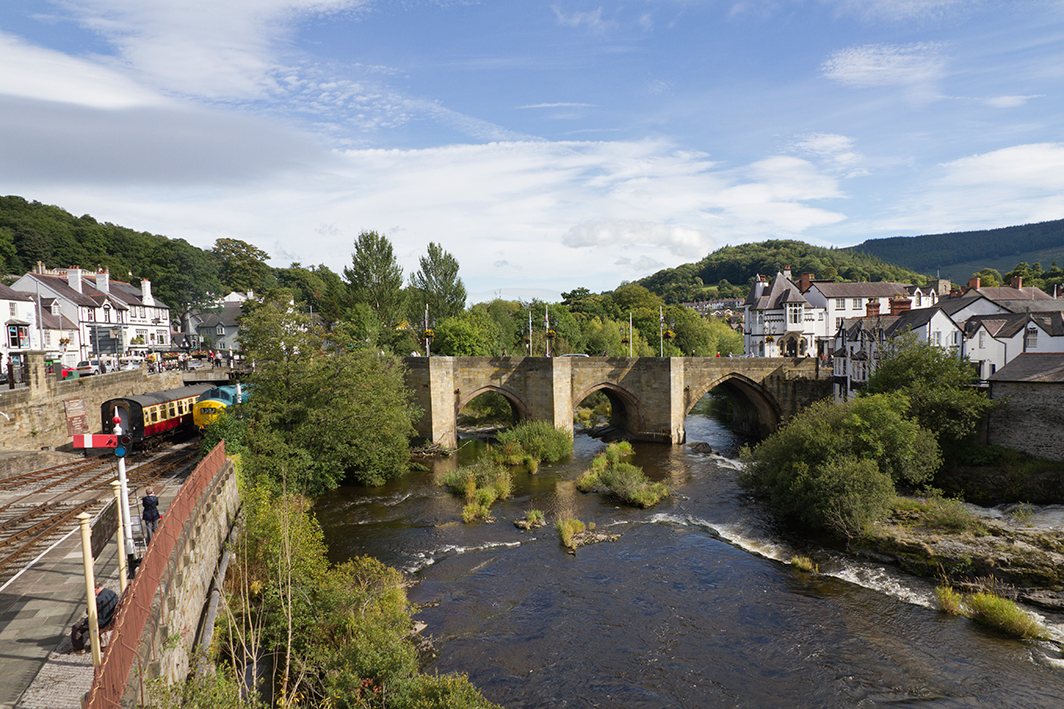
[
  {"left": 0, "top": 282, "right": 38, "bottom": 371},
  {"left": 11, "top": 266, "right": 170, "bottom": 361},
  {"left": 963, "top": 311, "right": 1064, "bottom": 383},
  {"left": 743, "top": 271, "right": 820, "bottom": 357}
]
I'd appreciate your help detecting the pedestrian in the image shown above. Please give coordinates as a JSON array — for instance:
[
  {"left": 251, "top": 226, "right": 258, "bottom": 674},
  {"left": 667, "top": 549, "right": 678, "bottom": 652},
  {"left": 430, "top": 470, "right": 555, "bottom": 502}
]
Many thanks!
[
  {"left": 71, "top": 584, "right": 119, "bottom": 652},
  {"left": 141, "top": 487, "right": 160, "bottom": 545}
]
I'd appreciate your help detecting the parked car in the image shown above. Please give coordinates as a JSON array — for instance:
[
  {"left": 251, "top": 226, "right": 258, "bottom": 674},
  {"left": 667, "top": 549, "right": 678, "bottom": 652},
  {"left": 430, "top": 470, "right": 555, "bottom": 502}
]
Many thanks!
[{"left": 76, "top": 359, "right": 106, "bottom": 376}]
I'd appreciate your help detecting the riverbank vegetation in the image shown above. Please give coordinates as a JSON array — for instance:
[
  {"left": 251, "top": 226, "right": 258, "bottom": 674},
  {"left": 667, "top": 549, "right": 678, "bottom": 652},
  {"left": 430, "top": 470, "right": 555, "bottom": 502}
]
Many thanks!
[
  {"left": 441, "top": 459, "right": 513, "bottom": 522},
  {"left": 151, "top": 484, "right": 501, "bottom": 709},
  {"left": 489, "top": 420, "right": 573, "bottom": 471},
  {"left": 575, "top": 442, "right": 669, "bottom": 508},
  {"left": 935, "top": 583, "right": 1049, "bottom": 640}
]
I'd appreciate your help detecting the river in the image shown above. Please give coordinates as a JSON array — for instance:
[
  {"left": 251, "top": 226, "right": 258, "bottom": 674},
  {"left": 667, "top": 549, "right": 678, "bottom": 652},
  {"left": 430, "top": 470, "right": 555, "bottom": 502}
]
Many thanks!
[{"left": 315, "top": 396, "right": 1064, "bottom": 708}]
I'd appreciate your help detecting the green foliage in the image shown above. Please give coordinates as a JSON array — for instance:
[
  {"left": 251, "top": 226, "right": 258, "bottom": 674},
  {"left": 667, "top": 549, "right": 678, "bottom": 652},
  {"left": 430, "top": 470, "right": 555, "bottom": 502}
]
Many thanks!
[
  {"left": 865, "top": 335, "right": 995, "bottom": 463},
  {"left": 212, "top": 238, "right": 273, "bottom": 295},
  {"left": 148, "top": 662, "right": 264, "bottom": 709},
  {"left": 576, "top": 443, "right": 668, "bottom": 508},
  {"left": 434, "top": 310, "right": 502, "bottom": 356},
  {"left": 739, "top": 395, "right": 940, "bottom": 537},
  {"left": 389, "top": 673, "right": 503, "bottom": 709},
  {"left": 345, "top": 230, "right": 406, "bottom": 327},
  {"left": 934, "top": 585, "right": 966, "bottom": 616},
  {"left": 200, "top": 411, "right": 247, "bottom": 458},
  {"left": 892, "top": 491, "right": 982, "bottom": 532},
  {"left": 240, "top": 298, "right": 418, "bottom": 494},
  {"left": 442, "top": 458, "right": 512, "bottom": 521},
  {"left": 408, "top": 242, "right": 467, "bottom": 322},
  {"left": 955, "top": 591, "right": 1048, "bottom": 640},
  {"left": 458, "top": 391, "right": 514, "bottom": 427},
  {"left": 556, "top": 514, "right": 586, "bottom": 550},
  {"left": 493, "top": 420, "right": 573, "bottom": 465}
]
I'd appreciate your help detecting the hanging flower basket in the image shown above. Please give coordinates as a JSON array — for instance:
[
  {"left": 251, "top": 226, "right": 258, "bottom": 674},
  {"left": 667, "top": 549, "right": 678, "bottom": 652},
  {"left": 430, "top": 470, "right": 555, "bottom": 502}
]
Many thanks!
[
  {"left": 522, "top": 335, "right": 530, "bottom": 344},
  {"left": 422, "top": 328, "right": 434, "bottom": 340},
  {"left": 59, "top": 337, "right": 71, "bottom": 347},
  {"left": 663, "top": 329, "right": 675, "bottom": 341},
  {"left": 766, "top": 336, "right": 775, "bottom": 342},
  {"left": 621, "top": 337, "right": 630, "bottom": 345},
  {"left": 547, "top": 329, "right": 556, "bottom": 340}
]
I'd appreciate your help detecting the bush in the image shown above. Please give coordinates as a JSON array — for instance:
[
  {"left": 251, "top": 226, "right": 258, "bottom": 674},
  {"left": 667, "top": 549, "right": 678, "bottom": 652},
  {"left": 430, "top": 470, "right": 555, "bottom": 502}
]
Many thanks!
[
  {"left": 557, "top": 514, "right": 586, "bottom": 550},
  {"left": 739, "top": 394, "right": 939, "bottom": 538},
  {"left": 576, "top": 444, "right": 668, "bottom": 508},
  {"left": 494, "top": 420, "right": 573, "bottom": 465},
  {"left": 442, "top": 459, "right": 511, "bottom": 522},
  {"left": 389, "top": 672, "right": 503, "bottom": 709},
  {"left": 934, "top": 585, "right": 966, "bottom": 616}
]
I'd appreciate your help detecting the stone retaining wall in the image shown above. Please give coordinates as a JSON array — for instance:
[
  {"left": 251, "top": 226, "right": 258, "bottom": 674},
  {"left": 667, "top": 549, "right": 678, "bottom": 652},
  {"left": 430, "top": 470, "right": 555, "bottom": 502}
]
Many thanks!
[
  {"left": 989, "top": 381, "right": 1064, "bottom": 462},
  {"left": 0, "top": 351, "right": 183, "bottom": 453}
]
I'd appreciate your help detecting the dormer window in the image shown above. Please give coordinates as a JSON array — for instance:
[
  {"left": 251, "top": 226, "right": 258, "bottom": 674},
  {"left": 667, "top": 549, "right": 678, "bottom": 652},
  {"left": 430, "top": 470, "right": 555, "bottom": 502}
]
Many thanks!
[
  {"left": 787, "top": 303, "right": 803, "bottom": 325},
  {"left": 216, "top": 324, "right": 225, "bottom": 336}
]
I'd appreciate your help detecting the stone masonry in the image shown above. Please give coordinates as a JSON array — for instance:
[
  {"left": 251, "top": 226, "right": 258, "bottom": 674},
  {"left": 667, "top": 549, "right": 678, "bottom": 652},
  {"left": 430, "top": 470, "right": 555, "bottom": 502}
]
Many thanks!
[{"left": 988, "top": 381, "right": 1064, "bottom": 462}]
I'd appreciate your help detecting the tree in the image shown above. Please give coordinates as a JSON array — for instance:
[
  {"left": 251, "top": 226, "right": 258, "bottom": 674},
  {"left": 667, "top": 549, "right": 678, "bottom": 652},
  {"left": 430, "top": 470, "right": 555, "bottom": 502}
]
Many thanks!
[
  {"left": 864, "top": 335, "right": 995, "bottom": 463},
  {"left": 148, "top": 238, "right": 225, "bottom": 333},
  {"left": 739, "top": 394, "right": 940, "bottom": 538},
  {"left": 409, "top": 242, "right": 466, "bottom": 323},
  {"left": 240, "top": 296, "right": 419, "bottom": 493},
  {"left": 212, "top": 237, "right": 273, "bottom": 294},
  {"left": 344, "top": 231, "right": 406, "bottom": 327}
]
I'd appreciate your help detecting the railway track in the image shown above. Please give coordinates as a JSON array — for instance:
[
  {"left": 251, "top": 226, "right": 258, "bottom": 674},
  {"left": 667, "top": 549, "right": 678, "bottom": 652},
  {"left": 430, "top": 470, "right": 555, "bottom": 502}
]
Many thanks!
[{"left": 0, "top": 442, "right": 201, "bottom": 587}]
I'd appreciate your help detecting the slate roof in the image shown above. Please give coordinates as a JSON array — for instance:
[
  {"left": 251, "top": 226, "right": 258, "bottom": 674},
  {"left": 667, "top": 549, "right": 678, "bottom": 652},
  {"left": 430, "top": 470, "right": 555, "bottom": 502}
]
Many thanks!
[
  {"left": 747, "top": 272, "right": 811, "bottom": 311},
  {"left": 0, "top": 282, "right": 33, "bottom": 302},
  {"left": 971, "top": 286, "right": 1054, "bottom": 302},
  {"left": 964, "top": 312, "right": 1064, "bottom": 339},
  {"left": 989, "top": 353, "right": 1064, "bottom": 383},
  {"left": 19, "top": 272, "right": 164, "bottom": 312},
  {"left": 193, "top": 301, "right": 243, "bottom": 329}
]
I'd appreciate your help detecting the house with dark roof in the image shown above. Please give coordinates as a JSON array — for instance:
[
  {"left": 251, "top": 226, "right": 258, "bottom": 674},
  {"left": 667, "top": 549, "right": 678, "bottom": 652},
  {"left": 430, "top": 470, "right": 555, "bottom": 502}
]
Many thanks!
[
  {"left": 0, "top": 282, "right": 37, "bottom": 370},
  {"left": 987, "top": 353, "right": 1064, "bottom": 462},
  {"left": 963, "top": 311, "right": 1064, "bottom": 382},
  {"left": 743, "top": 270, "right": 821, "bottom": 357},
  {"left": 10, "top": 266, "right": 171, "bottom": 361}
]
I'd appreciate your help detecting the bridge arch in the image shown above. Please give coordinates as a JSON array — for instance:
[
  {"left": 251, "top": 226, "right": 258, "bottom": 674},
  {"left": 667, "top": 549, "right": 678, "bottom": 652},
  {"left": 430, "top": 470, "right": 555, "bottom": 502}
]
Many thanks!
[
  {"left": 456, "top": 385, "right": 531, "bottom": 426},
  {"left": 685, "top": 373, "right": 781, "bottom": 438},
  {"left": 573, "top": 382, "right": 644, "bottom": 435}
]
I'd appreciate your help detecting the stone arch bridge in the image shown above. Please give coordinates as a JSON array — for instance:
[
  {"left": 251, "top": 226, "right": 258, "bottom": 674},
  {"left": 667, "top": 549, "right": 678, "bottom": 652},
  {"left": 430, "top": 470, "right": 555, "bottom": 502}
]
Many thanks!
[{"left": 404, "top": 356, "right": 831, "bottom": 449}]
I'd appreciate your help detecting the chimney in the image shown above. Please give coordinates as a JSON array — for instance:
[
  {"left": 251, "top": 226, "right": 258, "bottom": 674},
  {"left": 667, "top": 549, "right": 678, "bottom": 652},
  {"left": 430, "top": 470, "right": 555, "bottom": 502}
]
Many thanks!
[
  {"left": 865, "top": 298, "right": 881, "bottom": 318},
  {"left": 1011, "top": 275, "right": 1023, "bottom": 289},
  {"left": 799, "top": 272, "right": 814, "bottom": 292},
  {"left": 67, "top": 267, "right": 82, "bottom": 293},
  {"left": 889, "top": 295, "right": 912, "bottom": 316},
  {"left": 94, "top": 267, "right": 109, "bottom": 293},
  {"left": 968, "top": 276, "right": 981, "bottom": 291},
  {"left": 783, "top": 266, "right": 792, "bottom": 281},
  {"left": 141, "top": 278, "right": 155, "bottom": 306}
]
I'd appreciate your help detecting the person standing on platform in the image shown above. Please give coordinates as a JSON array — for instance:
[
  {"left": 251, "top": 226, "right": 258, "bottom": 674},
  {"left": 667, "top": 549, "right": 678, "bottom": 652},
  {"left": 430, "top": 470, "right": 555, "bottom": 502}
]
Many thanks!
[{"left": 141, "top": 487, "right": 160, "bottom": 545}]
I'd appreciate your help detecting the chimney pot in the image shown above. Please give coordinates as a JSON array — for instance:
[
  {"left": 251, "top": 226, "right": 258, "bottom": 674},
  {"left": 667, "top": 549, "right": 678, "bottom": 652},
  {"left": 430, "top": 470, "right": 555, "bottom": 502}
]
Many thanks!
[
  {"left": 1011, "top": 275, "right": 1023, "bottom": 289},
  {"left": 865, "top": 298, "right": 881, "bottom": 318},
  {"left": 968, "top": 276, "right": 981, "bottom": 291}
]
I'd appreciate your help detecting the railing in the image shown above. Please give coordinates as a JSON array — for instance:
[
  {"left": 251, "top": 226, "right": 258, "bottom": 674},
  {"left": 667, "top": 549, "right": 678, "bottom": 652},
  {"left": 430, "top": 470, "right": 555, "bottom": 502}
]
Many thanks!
[{"left": 86, "top": 441, "right": 228, "bottom": 709}]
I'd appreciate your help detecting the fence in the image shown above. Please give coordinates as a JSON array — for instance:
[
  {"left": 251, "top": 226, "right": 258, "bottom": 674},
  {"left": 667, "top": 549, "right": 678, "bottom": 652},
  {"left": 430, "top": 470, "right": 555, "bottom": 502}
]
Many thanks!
[{"left": 85, "top": 441, "right": 228, "bottom": 709}]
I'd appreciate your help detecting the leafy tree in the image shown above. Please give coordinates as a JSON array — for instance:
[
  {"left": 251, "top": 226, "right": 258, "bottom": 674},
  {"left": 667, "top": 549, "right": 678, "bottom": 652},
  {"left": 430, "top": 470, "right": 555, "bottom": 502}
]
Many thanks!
[
  {"left": 344, "top": 230, "right": 406, "bottom": 327},
  {"left": 739, "top": 394, "right": 940, "bottom": 537},
  {"left": 212, "top": 237, "right": 273, "bottom": 295},
  {"left": 972, "top": 268, "right": 1002, "bottom": 287},
  {"left": 240, "top": 296, "right": 419, "bottom": 493},
  {"left": 434, "top": 310, "right": 502, "bottom": 356},
  {"left": 408, "top": 242, "right": 467, "bottom": 322},
  {"left": 274, "top": 262, "right": 350, "bottom": 329},
  {"left": 864, "top": 335, "right": 995, "bottom": 463},
  {"left": 148, "top": 238, "right": 225, "bottom": 332}
]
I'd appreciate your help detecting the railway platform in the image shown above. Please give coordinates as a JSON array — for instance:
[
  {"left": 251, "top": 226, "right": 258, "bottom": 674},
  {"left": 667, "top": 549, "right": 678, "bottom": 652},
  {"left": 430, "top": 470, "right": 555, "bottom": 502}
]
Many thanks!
[{"left": 0, "top": 475, "right": 183, "bottom": 708}]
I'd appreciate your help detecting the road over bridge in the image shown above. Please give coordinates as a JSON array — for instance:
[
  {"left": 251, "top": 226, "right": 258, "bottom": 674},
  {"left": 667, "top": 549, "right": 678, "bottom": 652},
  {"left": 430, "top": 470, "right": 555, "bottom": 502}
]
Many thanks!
[{"left": 404, "top": 356, "right": 832, "bottom": 449}]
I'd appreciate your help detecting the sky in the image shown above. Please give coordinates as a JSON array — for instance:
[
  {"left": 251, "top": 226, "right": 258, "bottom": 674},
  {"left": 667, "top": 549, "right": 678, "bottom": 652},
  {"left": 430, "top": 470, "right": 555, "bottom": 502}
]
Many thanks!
[{"left": 2, "top": 1, "right": 1064, "bottom": 302}]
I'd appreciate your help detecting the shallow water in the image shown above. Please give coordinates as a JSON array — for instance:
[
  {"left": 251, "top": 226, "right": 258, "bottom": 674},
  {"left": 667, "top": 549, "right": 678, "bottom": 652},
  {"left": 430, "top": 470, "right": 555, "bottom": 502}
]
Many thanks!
[{"left": 316, "top": 396, "right": 1064, "bottom": 708}]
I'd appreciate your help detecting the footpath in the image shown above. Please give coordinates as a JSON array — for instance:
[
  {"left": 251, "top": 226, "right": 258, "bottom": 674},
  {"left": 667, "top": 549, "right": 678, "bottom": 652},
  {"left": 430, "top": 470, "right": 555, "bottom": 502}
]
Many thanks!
[{"left": 0, "top": 478, "right": 182, "bottom": 709}]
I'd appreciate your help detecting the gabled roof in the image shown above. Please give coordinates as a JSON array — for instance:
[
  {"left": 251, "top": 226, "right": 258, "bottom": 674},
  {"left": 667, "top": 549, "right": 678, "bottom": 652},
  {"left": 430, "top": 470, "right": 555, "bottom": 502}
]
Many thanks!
[
  {"left": 1002, "top": 300, "right": 1064, "bottom": 314},
  {"left": 937, "top": 294, "right": 989, "bottom": 317},
  {"left": 110, "top": 280, "right": 171, "bottom": 310},
  {"left": 193, "top": 301, "right": 243, "bottom": 329},
  {"left": 749, "top": 272, "right": 811, "bottom": 311},
  {"left": 883, "top": 307, "right": 943, "bottom": 337},
  {"left": 19, "top": 273, "right": 99, "bottom": 308},
  {"left": 989, "top": 353, "right": 1064, "bottom": 383},
  {"left": 0, "top": 282, "right": 33, "bottom": 302},
  {"left": 964, "top": 311, "right": 1064, "bottom": 339},
  {"left": 971, "top": 285, "right": 1054, "bottom": 302}
]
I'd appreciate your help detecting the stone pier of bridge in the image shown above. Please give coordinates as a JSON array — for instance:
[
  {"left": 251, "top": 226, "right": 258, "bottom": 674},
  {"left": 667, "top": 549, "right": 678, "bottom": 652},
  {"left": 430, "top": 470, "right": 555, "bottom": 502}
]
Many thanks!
[{"left": 403, "top": 356, "right": 831, "bottom": 449}]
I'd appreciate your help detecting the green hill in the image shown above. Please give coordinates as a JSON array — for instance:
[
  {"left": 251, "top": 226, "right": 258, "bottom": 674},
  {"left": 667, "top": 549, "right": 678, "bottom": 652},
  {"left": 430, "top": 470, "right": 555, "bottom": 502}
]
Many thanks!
[
  {"left": 636, "top": 240, "right": 927, "bottom": 304},
  {"left": 849, "top": 219, "right": 1064, "bottom": 280}
]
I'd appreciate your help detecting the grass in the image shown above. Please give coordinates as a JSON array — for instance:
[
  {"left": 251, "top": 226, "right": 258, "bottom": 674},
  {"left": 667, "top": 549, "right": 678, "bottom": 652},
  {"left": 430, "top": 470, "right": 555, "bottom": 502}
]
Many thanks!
[
  {"left": 442, "top": 459, "right": 512, "bottom": 522},
  {"left": 891, "top": 491, "right": 984, "bottom": 533},
  {"left": 576, "top": 443, "right": 668, "bottom": 508},
  {"left": 556, "top": 513, "right": 586, "bottom": 550},
  {"left": 525, "top": 509, "right": 545, "bottom": 525},
  {"left": 934, "top": 584, "right": 1048, "bottom": 640},
  {"left": 790, "top": 556, "right": 818, "bottom": 573}
]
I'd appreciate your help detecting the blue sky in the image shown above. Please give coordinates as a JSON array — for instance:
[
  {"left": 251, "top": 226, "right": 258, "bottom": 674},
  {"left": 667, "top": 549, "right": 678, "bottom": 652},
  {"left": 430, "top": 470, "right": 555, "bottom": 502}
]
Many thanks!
[{"left": 2, "top": 1, "right": 1063, "bottom": 301}]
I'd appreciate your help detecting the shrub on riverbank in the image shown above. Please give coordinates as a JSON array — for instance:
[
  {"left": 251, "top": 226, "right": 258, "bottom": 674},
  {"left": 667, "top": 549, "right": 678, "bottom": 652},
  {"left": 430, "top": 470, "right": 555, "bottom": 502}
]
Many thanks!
[
  {"left": 442, "top": 459, "right": 512, "bottom": 522},
  {"left": 557, "top": 513, "right": 586, "bottom": 550},
  {"left": 492, "top": 420, "right": 573, "bottom": 468},
  {"left": 162, "top": 484, "right": 500, "bottom": 709},
  {"left": 739, "top": 394, "right": 939, "bottom": 538},
  {"left": 934, "top": 584, "right": 1048, "bottom": 640},
  {"left": 575, "top": 442, "right": 668, "bottom": 508}
]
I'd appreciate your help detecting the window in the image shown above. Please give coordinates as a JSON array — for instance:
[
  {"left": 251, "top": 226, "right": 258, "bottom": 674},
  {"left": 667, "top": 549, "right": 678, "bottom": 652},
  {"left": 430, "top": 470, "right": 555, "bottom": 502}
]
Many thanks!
[
  {"left": 835, "top": 298, "right": 846, "bottom": 310},
  {"left": 836, "top": 317, "right": 843, "bottom": 329},
  {"left": 216, "top": 324, "right": 225, "bottom": 336},
  {"left": 1025, "top": 327, "right": 1038, "bottom": 349},
  {"left": 852, "top": 298, "right": 861, "bottom": 309},
  {"left": 915, "top": 292, "right": 922, "bottom": 306},
  {"left": 933, "top": 331, "right": 942, "bottom": 346},
  {"left": 8, "top": 303, "right": 15, "bottom": 317},
  {"left": 787, "top": 303, "right": 803, "bottom": 325},
  {"left": 756, "top": 312, "right": 763, "bottom": 325},
  {"left": 978, "top": 332, "right": 985, "bottom": 349}
]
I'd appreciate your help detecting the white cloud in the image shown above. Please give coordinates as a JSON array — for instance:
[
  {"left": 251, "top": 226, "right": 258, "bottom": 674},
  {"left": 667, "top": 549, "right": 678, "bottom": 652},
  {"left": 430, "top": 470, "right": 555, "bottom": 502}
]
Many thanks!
[
  {"left": 0, "top": 31, "right": 167, "bottom": 108},
  {"left": 821, "top": 43, "right": 945, "bottom": 98},
  {"left": 45, "top": 0, "right": 370, "bottom": 99},
  {"left": 552, "top": 5, "right": 615, "bottom": 33},
  {"left": 984, "top": 94, "right": 1043, "bottom": 108},
  {"left": 794, "top": 133, "right": 867, "bottom": 176},
  {"left": 564, "top": 221, "right": 709, "bottom": 256},
  {"left": 827, "top": 0, "right": 972, "bottom": 22}
]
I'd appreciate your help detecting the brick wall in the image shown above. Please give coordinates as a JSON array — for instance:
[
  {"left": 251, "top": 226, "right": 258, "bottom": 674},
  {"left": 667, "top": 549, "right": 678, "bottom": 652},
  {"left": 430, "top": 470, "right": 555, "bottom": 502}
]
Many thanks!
[
  {"left": 0, "top": 351, "right": 183, "bottom": 452},
  {"left": 989, "top": 381, "right": 1064, "bottom": 462}
]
